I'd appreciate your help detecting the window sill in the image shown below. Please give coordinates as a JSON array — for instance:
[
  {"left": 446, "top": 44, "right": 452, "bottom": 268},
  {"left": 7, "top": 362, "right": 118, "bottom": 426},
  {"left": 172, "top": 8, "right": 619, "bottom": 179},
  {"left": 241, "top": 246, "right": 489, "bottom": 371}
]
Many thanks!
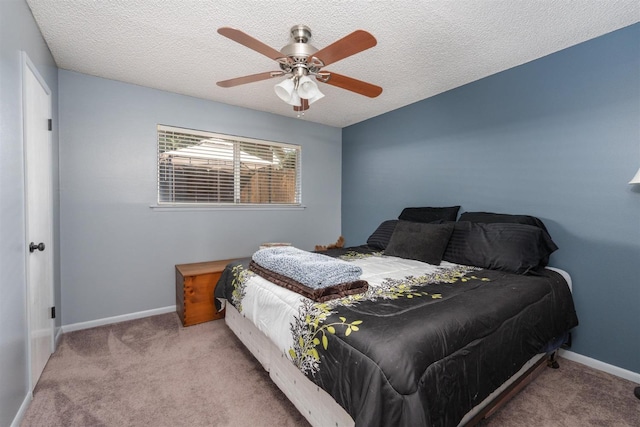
[{"left": 149, "top": 204, "right": 306, "bottom": 212}]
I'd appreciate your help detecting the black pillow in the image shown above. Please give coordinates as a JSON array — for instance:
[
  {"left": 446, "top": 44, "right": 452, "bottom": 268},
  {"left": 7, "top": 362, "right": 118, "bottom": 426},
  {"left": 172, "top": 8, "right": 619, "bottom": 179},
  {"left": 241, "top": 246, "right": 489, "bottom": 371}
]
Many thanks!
[
  {"left": 385, "top": 221, "right": 455, "bottom": 265},
  {"left": 398, "top": 206, "right": 460, "bottom": 223},
  {"left": 442, "top": 222, "right": 558, "bottom": 274},
  {"left": 366, "top": 220, "right": 399, "bottom": 250},
  {"left": 458, "top": 211, "right": 549, "bottom": 233}
]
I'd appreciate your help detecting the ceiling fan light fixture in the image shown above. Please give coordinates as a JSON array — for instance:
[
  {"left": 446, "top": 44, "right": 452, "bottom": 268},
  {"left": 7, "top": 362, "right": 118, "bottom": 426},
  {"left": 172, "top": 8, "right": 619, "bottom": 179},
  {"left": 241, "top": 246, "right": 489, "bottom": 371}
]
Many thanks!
[
  {"left": 288, "top": 91, "right": 302, "bottom": 107},
  {"left": 274, "top": 75, "right": 320, "bottom": 107},
  {"left": 274, "top": 78, "right": 295, "bottom": 103},
  {"left": 306, "top": 88, "right": 325, "bottom": 105},
  {"left": 218, "top": 25, "right": 381, "bottom": 114},
  {"left": 297, "top": 75, "right": 320, "bottom": 99}
]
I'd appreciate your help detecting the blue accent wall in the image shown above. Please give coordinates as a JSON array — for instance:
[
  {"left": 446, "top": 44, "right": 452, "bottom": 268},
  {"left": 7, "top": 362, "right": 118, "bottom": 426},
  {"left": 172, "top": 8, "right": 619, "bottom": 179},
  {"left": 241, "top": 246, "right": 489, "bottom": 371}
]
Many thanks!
[{"left": 342, "top": 24, "right": 640, "bottom": 373}]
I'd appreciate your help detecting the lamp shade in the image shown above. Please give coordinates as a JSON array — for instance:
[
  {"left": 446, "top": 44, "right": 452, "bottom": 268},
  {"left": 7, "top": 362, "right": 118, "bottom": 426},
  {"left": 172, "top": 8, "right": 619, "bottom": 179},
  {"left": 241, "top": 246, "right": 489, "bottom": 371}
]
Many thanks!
[
  {"left": 288, "top": 91, "right": 302, "bottom": 107},
  {"left": 274, "top": 78, "right": 295, "bottom": 103},
  {"left": 630, "top": 167, "right": 640, "bottom": 184},
  {"left": 306, "top": 89, "right": 325, "bottom": 105},
  {"left": 297, "top": 75, "right": 320, "bottom": 99}
]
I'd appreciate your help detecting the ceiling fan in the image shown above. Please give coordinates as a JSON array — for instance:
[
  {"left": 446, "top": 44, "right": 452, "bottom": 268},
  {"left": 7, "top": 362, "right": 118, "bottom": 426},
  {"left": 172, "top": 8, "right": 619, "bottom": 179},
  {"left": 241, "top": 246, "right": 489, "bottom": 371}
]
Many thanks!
[{"left": 216, "top": 25, "right": 383, "bottom": 113}]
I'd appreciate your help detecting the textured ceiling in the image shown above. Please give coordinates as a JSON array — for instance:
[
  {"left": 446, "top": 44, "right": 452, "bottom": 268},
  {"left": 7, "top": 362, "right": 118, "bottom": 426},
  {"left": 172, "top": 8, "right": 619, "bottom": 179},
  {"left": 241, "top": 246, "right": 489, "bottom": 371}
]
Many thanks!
[{"left": 26, "top": 0, "right": 639, "bottom": 128}]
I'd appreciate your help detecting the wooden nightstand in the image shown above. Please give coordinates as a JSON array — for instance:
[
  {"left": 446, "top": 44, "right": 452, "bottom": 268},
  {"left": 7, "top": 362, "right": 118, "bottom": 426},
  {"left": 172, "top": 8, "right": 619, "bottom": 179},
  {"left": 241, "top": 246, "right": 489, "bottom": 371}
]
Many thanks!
[{"left": 175, "top": 259, "right": 239, "bottom": 327}]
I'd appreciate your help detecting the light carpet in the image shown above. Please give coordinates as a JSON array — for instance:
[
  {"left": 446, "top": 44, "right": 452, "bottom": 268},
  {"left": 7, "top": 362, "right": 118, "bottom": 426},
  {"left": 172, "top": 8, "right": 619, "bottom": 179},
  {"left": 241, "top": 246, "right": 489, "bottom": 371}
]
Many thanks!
[{"left": 21, "top": 313, "right": 640, "bottom": 426}]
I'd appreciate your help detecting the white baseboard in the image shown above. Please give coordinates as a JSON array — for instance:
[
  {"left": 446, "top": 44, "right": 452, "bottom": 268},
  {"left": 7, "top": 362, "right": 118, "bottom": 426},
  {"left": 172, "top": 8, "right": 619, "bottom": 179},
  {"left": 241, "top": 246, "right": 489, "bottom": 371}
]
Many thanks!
[
  {"left": 559, "top": 349, "right": 640, "bottom": 384},
  {"left": 54, "top": 326, "right": 62, "bottom": 348},
  {"left": 61, "top": 305, "right": 176, "bottom": 333},
  {"left": 10, "top": 392, "right": 32, "bottom": 427}
]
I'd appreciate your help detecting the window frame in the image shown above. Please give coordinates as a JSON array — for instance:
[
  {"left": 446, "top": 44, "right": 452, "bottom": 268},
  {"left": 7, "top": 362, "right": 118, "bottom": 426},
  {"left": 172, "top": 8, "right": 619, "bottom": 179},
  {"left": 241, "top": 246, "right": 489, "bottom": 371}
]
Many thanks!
[{"left": 155, "top": 124, "right": 302, "bottom": 209}]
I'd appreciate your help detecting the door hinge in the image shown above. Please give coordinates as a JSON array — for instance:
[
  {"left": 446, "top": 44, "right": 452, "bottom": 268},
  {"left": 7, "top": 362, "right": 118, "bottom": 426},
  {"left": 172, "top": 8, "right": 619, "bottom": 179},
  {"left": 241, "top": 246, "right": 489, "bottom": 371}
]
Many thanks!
[
  {"left": 48, "top": 119, "right": 52, "bottom": 131},
  {"left": 51, "top": 306, "right": 56, "bottom": 319}
]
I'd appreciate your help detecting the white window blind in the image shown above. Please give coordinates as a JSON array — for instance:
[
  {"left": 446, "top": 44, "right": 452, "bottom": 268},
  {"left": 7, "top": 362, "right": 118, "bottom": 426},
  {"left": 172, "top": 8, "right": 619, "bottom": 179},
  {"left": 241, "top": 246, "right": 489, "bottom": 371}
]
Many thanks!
[{"left": 157, "top": 125, "right": 301, "bottom": 206}]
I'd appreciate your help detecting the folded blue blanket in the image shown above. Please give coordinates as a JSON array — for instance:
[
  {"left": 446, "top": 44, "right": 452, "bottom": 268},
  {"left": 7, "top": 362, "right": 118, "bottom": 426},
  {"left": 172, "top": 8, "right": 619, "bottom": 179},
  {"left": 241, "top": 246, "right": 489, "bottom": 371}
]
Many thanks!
[{"left": 252, "top": 246, "right": 363, "bottom": 290}]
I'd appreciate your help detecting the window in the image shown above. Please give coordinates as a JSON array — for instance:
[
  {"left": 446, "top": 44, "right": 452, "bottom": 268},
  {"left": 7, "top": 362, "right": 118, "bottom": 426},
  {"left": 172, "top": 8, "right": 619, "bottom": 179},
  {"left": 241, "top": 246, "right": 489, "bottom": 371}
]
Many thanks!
[{"left": 157, "top": 125, "right": 301, "bottom": 206}]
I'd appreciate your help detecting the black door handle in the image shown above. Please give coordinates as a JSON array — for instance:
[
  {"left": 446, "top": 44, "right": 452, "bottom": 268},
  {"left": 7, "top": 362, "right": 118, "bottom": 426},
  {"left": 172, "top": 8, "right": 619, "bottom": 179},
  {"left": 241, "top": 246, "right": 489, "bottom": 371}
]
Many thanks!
[{"left": 29, "top": 242, "right": 45, "bottom": 253}]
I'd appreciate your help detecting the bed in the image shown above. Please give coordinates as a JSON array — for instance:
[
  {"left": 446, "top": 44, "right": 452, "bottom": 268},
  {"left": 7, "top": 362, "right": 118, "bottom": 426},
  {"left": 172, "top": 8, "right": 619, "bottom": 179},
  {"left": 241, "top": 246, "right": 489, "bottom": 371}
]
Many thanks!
[{"left": 214, "top": 209, "right": 578, "bottom": 427}]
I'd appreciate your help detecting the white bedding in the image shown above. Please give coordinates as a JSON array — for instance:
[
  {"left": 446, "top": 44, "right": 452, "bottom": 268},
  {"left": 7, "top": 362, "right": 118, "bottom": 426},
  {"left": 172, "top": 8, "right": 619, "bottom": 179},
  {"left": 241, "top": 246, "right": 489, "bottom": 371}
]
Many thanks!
[
  {"left": 232, "top": 254, "right": 465, "bottom": 362},
  {"left": 219, "top": 251, "right": 574, "bottom": 427}
]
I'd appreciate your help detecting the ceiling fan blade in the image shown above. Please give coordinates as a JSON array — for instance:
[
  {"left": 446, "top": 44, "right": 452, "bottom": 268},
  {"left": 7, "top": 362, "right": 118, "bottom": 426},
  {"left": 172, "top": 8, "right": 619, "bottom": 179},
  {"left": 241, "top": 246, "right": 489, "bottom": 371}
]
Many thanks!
[
  {"left": 313, "top": 30, "right": 377, "bottom": 66},
  {"left": 217, "top": 71, "right": 281, "bottom": 88},
  {"left": 321, "top": 72, "right": 383, "bottom": 98},
  {"left": 218, "top": 27, "right": 283, "bottom": 61},
  {"left": 293, "top": 98, "right": 310, "bottom": 112}
]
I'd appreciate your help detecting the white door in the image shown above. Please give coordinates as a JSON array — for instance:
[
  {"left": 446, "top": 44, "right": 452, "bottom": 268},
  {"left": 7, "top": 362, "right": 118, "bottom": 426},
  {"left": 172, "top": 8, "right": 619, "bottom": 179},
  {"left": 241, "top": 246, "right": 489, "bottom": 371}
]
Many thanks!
[{"left": 23, "top": 52, "right": 55, "bottom": 391}]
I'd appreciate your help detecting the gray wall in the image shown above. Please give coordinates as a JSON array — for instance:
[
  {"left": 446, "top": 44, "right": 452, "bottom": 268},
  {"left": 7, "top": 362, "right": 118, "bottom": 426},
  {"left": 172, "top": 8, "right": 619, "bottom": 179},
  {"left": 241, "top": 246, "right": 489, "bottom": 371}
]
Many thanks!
[
  {"left": 0, "top": 0, "right": 60, "bottom": 425},
  {"left": 58, "top": 70, "right": 342, "bottom": 325},
  {"left": 342, "top": 24, "right": 640, "bottom": 374}
]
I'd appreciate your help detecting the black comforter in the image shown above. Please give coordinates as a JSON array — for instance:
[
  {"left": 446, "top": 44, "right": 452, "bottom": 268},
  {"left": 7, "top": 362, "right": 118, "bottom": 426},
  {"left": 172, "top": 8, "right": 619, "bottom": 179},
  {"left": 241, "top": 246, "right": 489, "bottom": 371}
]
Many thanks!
[{"left": 215, "top": 246, "right": 578, "bottom": 427}]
